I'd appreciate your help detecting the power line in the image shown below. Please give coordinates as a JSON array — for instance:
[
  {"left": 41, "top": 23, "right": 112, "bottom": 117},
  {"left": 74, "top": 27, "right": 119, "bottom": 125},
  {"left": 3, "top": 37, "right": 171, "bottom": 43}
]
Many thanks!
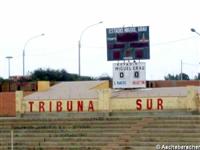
[
  {"left": 182, "top": 62, "right": 200, "bottom": 66},
  {"left": 151, "top": 36, "right": 196, "bottom": 46}
]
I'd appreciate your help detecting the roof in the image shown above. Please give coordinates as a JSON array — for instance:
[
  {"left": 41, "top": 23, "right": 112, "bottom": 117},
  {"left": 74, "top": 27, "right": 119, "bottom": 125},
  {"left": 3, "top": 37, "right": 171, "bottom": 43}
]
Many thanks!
[
  {"left": 24, "top": 81, "right": 200, "bottom": 100},
  {"left": 111, "top": 86, "right": 200, "bottom": 98},
  {"left": 24, "top": 81, "right": 107, "bottom": 100}
]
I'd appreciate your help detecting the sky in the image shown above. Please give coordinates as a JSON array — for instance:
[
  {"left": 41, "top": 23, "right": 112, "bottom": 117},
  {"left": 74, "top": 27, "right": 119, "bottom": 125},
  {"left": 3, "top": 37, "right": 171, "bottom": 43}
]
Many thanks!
[{"left": 0, "top": 0, "right": 200, "bottom": 80}]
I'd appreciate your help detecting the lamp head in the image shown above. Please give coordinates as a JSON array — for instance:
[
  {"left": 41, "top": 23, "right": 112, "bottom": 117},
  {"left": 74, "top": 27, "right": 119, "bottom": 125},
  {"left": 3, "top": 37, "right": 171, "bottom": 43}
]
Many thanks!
[
  {"left": 6, "top": 56, "right": 13, "bottom": 59},
  {"left": 191, "top": 28, "right": 196, "bottom": 32}
]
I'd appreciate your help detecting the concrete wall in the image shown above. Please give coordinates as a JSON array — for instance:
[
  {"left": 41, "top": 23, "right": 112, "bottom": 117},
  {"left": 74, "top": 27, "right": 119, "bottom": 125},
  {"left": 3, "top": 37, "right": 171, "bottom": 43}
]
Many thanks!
[
  {"left": 37, "top": 81, "right": 50, "bottom": 91},
  {"left": 1, "top": 81, "right": 37, "bottom": 92},
  {"left": 147, "top": 80, "right": 200, "bottom": 88},
  {"left": 0, "top": 92, "right": 16, "bottom": 116},
  {"left": 110, "top": 87, "right": 199, "bottom": 111},
  {"left": 17, "top": 86, "right": 200, "bottom": 114}
]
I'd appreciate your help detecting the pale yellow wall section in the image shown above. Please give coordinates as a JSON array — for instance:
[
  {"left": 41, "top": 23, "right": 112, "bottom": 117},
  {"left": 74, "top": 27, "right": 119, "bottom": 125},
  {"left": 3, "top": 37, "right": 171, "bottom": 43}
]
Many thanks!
[
  {"left": 16, "top": 91, "right": 23, "bottom": 113},
  {"left": 24, "top": 99, "right": 98, "bottom": 112},
  {"left": 90, "top": 81, "right": 110, "bottom": 90},
  {"left": 98, "top": 89, "right": 111, "bottom": 111},
  {"left": 17, "top": 86, "right": 200, "bottom": 113},
  {"left": 37, "top": 81, "right": 50, "bottom": 91}
]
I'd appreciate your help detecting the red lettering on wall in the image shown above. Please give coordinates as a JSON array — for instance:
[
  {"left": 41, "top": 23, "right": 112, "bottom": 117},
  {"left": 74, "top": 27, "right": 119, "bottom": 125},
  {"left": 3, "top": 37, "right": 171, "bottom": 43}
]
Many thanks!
[
  {"left": 88, "top": 101, "right": 94, "bottom": 112},
  {"left": 56, "top": 101, "right": 62, "bottom": 112},
  {"left": 77, "top": 101, "right": 83, "bottom": 112},
  {"left": 136, "top": 99, "right": 142, "bottom": 110},
  {"left": 157, "top": 98, "right": 163, "bottom": 110},
  {"left": 39, "top": 102, "right": 45, "bottom": 112},
  {"left": 29, "top": 101, "right": 34, "bottom": 112},
  {"left": 67, "top": 101, "right": 73, "bottom": 111},
  {"left": 147, "top": 99, "right": 153, "bottom": 110},
  {"left": 49, "top": 101, "right": 52, "bottom": 112}
]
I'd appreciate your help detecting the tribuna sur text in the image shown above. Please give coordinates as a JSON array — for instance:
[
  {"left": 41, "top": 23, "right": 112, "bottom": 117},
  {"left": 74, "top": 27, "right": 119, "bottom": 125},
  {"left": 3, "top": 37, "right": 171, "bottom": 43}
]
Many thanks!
[
  {"left": 28, "top": 98, "right": 163, "bottom": 112},
  {"left": 28, "top": 100, "right": 95, "bottom": 112}
]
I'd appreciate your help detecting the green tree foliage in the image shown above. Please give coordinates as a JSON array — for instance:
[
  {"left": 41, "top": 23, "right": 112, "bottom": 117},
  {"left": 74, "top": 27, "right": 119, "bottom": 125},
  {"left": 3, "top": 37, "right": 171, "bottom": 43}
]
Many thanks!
[
  {"left": 0, "top": 77, "right": 4, "bottom": 83},
  {"left": 30, "top": 68, "right": 94, "bottom": 81},
  {"left": 164, "top": 74, "right": 179, "bottom": 80},
  {"left": 180, "top": 73, "right": 190, "bottom": 80},
  {"left": 164, "top": 73, "right": 190, "bottom": 80},
  {"left": 96, "top": 73, "right": 112, "bottom": 81}
]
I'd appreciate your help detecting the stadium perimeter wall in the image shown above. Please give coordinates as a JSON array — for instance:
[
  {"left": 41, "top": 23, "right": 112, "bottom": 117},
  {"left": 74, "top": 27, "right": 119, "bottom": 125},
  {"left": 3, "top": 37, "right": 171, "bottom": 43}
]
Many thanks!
[
  {"left": 0, "top": 92, "right": 15, "bottom": 116},
  {"left": 15, "top": 86, "right": 200, "bottom": 115}
]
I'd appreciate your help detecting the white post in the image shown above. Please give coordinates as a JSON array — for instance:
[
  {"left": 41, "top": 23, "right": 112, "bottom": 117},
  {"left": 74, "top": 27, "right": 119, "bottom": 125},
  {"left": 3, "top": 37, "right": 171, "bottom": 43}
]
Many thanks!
[
  {"left": 11, "top": 130, "right": 13, "bottom": 150},
  {"left": 181, "top": 60, "right": 183, "bottom": 80}
]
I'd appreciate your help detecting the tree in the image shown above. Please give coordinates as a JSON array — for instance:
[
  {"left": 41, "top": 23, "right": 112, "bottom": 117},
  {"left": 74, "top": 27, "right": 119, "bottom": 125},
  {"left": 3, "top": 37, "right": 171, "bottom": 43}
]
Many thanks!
[
  {"left": 97, "top": 73, "right": 112, "bottom": 81},
  {"left": 164, "top": 74, "right": 178, "bottom": 80},
  {"left": 194, "top": 73, "right": 200, "bottom": 80},
  {"left": 179, "top": 73, "right": 190, "bottom": 80},
  {"left": 0, "top": 77, "right": 4, "bottom": 83},
  {"left": 164, "top": 73, "right": 190, "bottom": 80},
  {"left": 30, "top": 68, "right": 94, "bottom": 81}
]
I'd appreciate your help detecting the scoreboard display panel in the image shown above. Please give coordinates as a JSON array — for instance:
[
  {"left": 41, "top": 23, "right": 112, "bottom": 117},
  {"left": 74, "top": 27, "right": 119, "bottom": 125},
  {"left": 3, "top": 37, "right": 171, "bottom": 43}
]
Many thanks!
[
  {"left": 113, "top": 62, "right": 146, "bottom": 88},
  {"left": 106, "top": 26, "right": 150, "bottom": 61}
]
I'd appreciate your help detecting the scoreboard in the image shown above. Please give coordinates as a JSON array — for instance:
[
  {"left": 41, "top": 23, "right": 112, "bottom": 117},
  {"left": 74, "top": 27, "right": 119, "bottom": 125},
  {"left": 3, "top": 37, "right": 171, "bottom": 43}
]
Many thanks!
[
  {"left": 106, "top": 26, "right": 150, "bottom": 61},
  {"left": 113, "top": 62, "right": 146, "bottom": 88}
]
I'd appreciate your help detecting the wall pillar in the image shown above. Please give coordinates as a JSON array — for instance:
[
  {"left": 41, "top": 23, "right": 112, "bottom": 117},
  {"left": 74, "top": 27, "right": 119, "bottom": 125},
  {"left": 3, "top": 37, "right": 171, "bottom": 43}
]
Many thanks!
[
  {"left": 185, "top": 86, "right": 199, "bottom": 112},
  {"left": 98, "top": 89, "right": 111, "bottom": 112},
  {"left": 15, "top": 91, "right": 24, "bottom": 116}
]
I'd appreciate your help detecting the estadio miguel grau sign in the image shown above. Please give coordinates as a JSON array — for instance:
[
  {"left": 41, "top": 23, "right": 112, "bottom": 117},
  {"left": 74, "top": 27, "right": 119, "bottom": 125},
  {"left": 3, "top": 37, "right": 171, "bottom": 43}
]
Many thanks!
[{"left": 106, "top": 26, "right": 150, "bottom": 61}]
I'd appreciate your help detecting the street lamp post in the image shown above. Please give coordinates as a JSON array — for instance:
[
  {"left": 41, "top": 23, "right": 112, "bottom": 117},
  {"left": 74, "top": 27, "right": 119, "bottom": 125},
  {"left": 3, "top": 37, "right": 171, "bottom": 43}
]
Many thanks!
[
  {"left": 6, "top": 56, "right": 13, "bottom": 79},
  {"left": 191, "top": 28, "right": 200, "bottom": 80},
  {"left": 23, "top": 33, "right": 45, "bottom": 76},
  {"left": 78, "top": 21, "right": 103, "bottom": 77},
  {"left": 180, "top": 60, "right": 183, "bottom": 80},
  {"left": 6, "top": 56, "right": 13, "bottom": 91}
]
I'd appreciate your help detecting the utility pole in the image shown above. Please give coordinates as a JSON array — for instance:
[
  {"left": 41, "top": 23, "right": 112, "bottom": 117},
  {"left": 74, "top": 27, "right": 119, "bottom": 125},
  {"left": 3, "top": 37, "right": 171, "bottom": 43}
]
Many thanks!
[
  {"left": 6, "top": 56, "right": 13, "bottom": 91},
  {"left": 180, "top": 60, "right": 183, "bottom": 80},
  {"left": 6, "top": 56, "right": 13, "bottom": 79}
]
